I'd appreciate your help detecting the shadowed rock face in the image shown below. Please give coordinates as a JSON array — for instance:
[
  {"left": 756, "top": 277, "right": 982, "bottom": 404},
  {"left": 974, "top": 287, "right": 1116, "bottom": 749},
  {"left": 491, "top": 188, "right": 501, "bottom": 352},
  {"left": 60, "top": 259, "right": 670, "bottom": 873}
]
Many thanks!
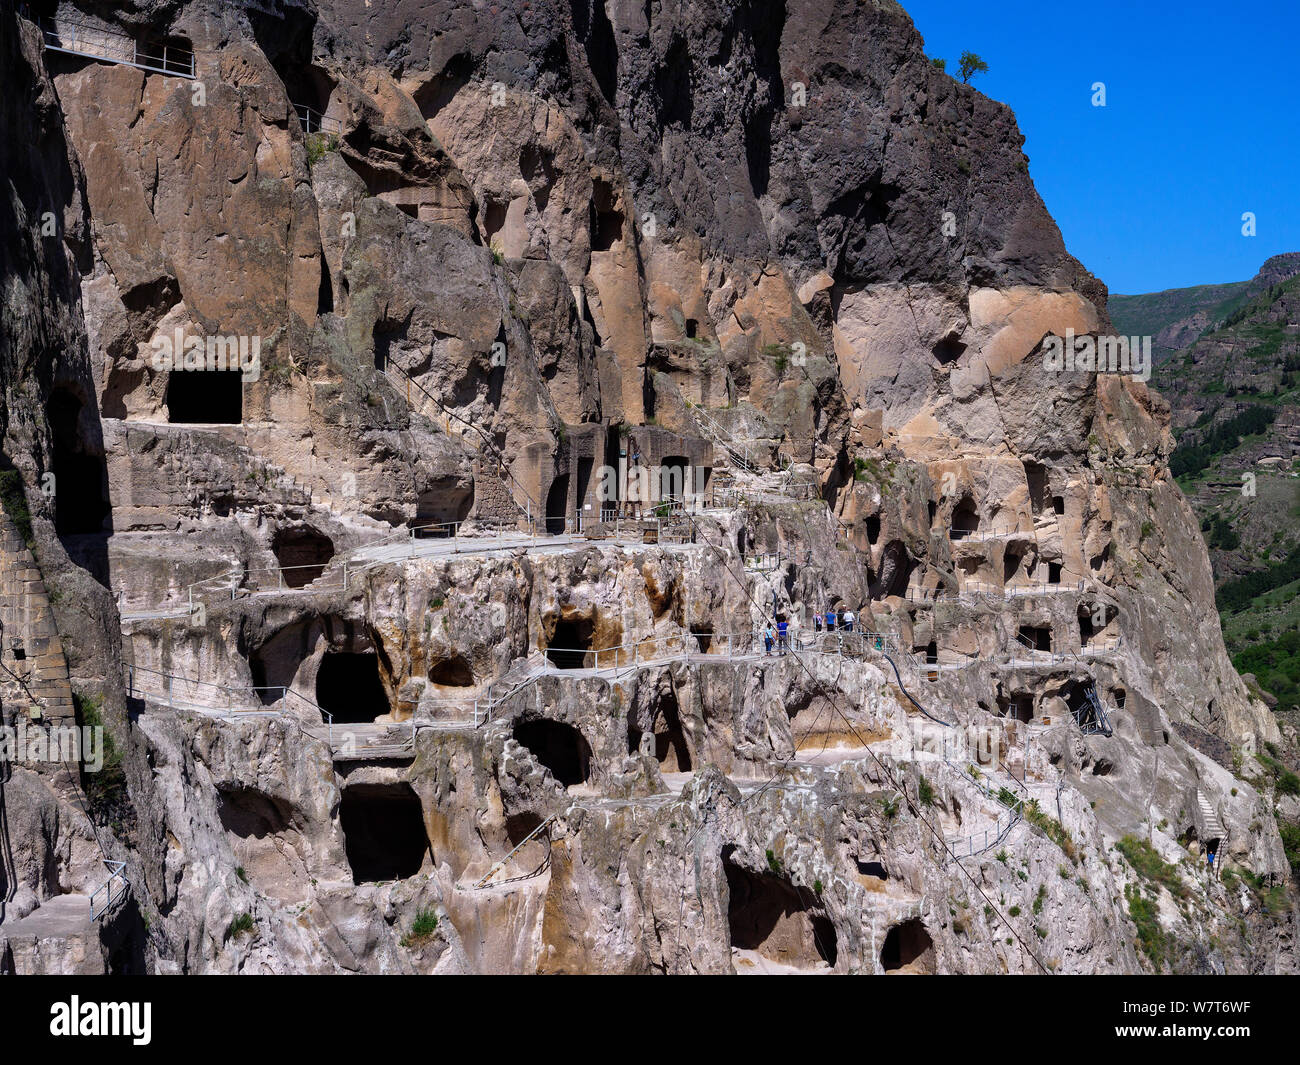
[{"left": 0, "top": 2, "right": 1296, "bottom": 976}]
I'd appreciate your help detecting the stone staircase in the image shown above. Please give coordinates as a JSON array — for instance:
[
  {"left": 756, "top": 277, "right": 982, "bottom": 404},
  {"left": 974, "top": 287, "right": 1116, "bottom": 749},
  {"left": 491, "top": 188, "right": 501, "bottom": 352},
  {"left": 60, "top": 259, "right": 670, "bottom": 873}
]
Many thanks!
[{"left": 1196, "top": 788, "right": 1227, "bottom": 843}]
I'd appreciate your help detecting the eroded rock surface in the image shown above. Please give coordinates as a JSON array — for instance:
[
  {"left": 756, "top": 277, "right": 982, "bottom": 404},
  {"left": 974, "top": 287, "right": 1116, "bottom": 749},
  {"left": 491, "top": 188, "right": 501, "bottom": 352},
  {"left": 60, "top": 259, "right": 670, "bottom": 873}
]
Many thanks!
[{"left": 0, "top": 1, "right": 1296, "bottom": 975}]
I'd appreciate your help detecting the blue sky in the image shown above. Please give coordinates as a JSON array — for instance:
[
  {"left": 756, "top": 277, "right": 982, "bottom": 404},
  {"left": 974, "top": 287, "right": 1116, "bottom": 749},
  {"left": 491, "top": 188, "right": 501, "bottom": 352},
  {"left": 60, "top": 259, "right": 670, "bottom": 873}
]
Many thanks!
[{"left": 902, "top": 0, "right": 1300, "bottom": 294}]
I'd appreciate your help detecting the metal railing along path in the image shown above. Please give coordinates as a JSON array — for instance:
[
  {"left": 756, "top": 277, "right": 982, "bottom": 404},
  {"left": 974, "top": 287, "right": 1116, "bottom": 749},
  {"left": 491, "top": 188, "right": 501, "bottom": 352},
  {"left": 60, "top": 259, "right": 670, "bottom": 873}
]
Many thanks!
[
  {"left": 294, "top": 102, "right": 341, "bottom": 135},
  {"left": 89, "top": 860, "right": 129, "bottom": 920},
  {"left": 35, "top": 14, "right": 196, "bottom": 79}
]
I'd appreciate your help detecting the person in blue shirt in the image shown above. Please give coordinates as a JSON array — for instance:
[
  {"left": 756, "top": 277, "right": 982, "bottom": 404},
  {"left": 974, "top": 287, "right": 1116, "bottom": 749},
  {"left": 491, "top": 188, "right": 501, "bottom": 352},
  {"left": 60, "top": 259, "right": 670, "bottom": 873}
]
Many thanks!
[
  {"left": 777, "top": 617, "right": 789, "bottom": 654},
  {"left": 826, "top": 608, "right": 836, "bottom": 632}
]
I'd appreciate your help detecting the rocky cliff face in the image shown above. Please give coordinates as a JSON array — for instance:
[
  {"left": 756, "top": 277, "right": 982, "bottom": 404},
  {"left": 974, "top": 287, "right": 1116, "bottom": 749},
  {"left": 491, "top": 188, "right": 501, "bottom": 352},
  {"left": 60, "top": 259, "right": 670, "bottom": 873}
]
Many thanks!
[{"left": 0, "top": 0, "right": 1295, "bottom": 975}]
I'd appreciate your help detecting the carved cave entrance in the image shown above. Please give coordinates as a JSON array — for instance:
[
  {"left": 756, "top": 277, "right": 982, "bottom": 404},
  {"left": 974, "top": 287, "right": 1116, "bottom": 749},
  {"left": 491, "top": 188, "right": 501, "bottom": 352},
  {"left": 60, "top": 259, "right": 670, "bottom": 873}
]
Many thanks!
[
  {"left": 545, "top": 474, "right": 570, "bottom": 534},
  {"left": 315, "top": 651, "right": 390, "bottom": 724},
  {"left": 339, "top": 783, "right": 431, "bottom": 884},
  {"left": 512, "top": 718, "right": 592, "bottom": 787},
  {"left": 627, "top": 685, "right": 692, "bottom": 772},
  {"left": 47, "top": 387, "right": 111, "bottom": 536},
  {"left": 271, "top": 525, "right": 334, "bottom": 587},
  {"left": 547, "top": 618, "right": 592, "bottom": 669},
  {"left": 881, "top": 918, "right": 935, "bottom": 973},
  {"left": 723, "top": 847, "right": 837, "bottom": 969}
]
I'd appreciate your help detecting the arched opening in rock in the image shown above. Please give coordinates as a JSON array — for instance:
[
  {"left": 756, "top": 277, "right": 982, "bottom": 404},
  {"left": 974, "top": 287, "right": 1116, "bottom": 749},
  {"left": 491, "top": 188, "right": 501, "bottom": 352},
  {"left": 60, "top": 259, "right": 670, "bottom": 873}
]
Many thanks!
[
  {"left": 1053, "top": 495, "right": 1066, "bottom": 516},
  {"left": 1048, "top": 561, "right": 1063, "bottom": 584},
  {"left": 1024, "top": 461, "right": 1049, "bottom": 513},
  {"left": 996, "top": 685, "right": 1034, "bottom": 723},
  {"left": 1079, "top": 607, "right": 1096, "bottom": 646},
  {"left": 505, "top": 810, "right": 544, "bottom": 847},
  {"left": 1017, "top": 624, "right": 1052, "bottom": 652},
  {"left": 1003, "top": 548, "right": 1024, "bottom": 584},
  {"left": 925, "top": 641, "right": 938, "bottom": 665},
  {"left": 627, "top": 686, "right": 692, "bottom": 772},
  {"left": 316, "top": 652, "right": 390, "bottom": 724},
  {"left": 950, "top": 496, "right": 979, "bottom": 540},
  {"left": 691, "top": 624, "right": 713, "bottom": 654},
  {"left": 47, "top": 387, "right": 111, "bottom": 535},
  {"left": 547, "top": 617, "right": 593, "bottom": 669},
  {"left": 271, "top": 525, "right": 334, "bottom": 587},
  {"left": 1062, "top": 679, "right": 1106, "bottom": 732},
  {"left": 723, "top": 848, "right": 836, "bottom": 969},
  {"left": 339, "top": 783, "right": 431, "bottom": 884},
  {"left": 881, "top": 918, "right": 934, "bottom": 973},
  {"left": 166, "top": 369, "right": 242, "bottom": 424},
  {"left": 217, "top": 786, "right": 291, "bottom": 839},
  {"left": 1078, "top": 602, "right": 1115, "bottom": 647},
  {"left": 512, "top": 718, "right": 592, "bottom": 787},
  {"left": 428, "top": 655, "right": 474, "bottom": 687},
  {"left": 545, "top": 473, "right": 570, "bottom": 534},
  {"left": 685, "top": 318, "right": 698, "bottom": 339},
  {"left": 927, "top": 500, "right": 937, "bottom": 526},
  {"left": 871, "top": 539, "right": 915, "bottom": 599},
  {"left": 856, "top": 858, "right": 888, "bottom": 881},
  {"left": 866, "top": 514, "right": 881, "bottom": 545},
  {"left": 660, "top": 455, "right": 689, "bottom": 503},
  {"left": 415, "top": 477, "right": 473, "bottom": 532}
]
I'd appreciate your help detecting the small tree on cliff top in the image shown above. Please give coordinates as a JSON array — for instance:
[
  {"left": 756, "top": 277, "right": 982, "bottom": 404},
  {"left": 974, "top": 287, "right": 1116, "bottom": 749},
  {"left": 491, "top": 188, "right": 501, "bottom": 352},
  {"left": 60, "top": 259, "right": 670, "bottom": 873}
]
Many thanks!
[{"left": 959, "top": 51, "right": 988, "bottom": 84}]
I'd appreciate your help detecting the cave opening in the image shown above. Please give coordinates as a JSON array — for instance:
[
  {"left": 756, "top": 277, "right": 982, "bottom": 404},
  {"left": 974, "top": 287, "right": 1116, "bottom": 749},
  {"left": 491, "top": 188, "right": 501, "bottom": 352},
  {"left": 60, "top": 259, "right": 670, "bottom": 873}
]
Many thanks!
[
  {"left": 512, "top": 718, "right": 592, "bottom": 787},
  {"left": 870, "top": 539, "right": 916, "bottom": 599},
  {"left": 1018, "top": 625, "right": 1052, "bottom": 652},
  {"left": 1003, "top": 549, "right": 1024, "bottom": 583},
  {"left": 315, "top": 652, "right": 390, "bottom": 724},
  {"left": 880, "top": 918, "right": 934, "bottom": 973},
  {"left": 1024, "top": 461, "right": 1049, "bottom": 513},
  {"left": 932, "top": 335, "right": 967, "bottom": 365},
  {"left": 1079, "top": 608, "right": 1096, "bottom": 646},
  {"left": 627, "top": 688, "right": 692, "bottom": 772},
  {"left": 217, "top": 786, "right": 291, "bottom": 840},
  {"left": 47, "top": 387, "right": 111, "bottom": 536},
  {"left": 691, "top": 624, "right": 713, "bottom": 654},
  {"left": 867, "top": 514, "right": 881, "bottom": 545},
  {"left": 166, "top": 369, "right": 242, "bottom": 424},
  {"left": 1053, "top": 495, "right": 1066, "bottom": 516},
  {"left": 1048, "top": 561, "right": 1063, "bottom": 584},
  {"left": 271, "top": 525, "right": 334, "bottom": 587},
  {"left": 318, "top": 256, "right": 334, "bottom": 314},
  {"left": 723, "top": 848, "right": 836, "bottom": 969},
  {"left": 428, "top": 655, "right": 474, "bottom": 687},
  {"left": 547, "top": 618, "right": 592, "bottom": 669},
  {"left": 339, "top": 783, "right": 431, "bottom": 884},
  {"left": 546, "top": 473, "right": 570, "bottom": 534},
  {"left": 415, "top": 478, "right": 473, "bottom": 532},
  {"left": 995, "top": 684, "right": 1034, "bottom": 723},
  {"left": 950, "top": 495, "right": 979, "bottom": 540},
  {"left": 856, "top": 859, "right": 888, "bottom": 881}
]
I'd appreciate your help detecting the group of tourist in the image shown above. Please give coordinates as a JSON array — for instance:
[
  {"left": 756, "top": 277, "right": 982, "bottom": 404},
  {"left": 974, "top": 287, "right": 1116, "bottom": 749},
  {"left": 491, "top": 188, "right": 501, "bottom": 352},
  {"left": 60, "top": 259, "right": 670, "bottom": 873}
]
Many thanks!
[{"left": 761, "top": 605, "right": 861, "bottom": 655}]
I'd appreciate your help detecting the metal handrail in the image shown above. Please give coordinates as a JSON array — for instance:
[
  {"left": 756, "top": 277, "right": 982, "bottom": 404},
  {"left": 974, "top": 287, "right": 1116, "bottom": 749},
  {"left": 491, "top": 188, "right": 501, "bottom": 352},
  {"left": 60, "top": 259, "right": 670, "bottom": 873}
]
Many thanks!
[
  {"left": 38, "top": 15, "right": 196, "bottom": 79},
  {"left": 293, "top": 102, "right": 341, "bottom": 135},
  {"left": 89, "top": 860, "right": 129, "bottom": 919}
]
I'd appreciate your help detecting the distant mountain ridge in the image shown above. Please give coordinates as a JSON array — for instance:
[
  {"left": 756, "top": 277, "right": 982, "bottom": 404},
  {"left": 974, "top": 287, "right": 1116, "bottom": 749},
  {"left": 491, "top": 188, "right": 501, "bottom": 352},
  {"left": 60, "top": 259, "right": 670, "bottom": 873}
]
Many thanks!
[{"left": 1111, "top": 253, "right": 1300, "bottom": 364}]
